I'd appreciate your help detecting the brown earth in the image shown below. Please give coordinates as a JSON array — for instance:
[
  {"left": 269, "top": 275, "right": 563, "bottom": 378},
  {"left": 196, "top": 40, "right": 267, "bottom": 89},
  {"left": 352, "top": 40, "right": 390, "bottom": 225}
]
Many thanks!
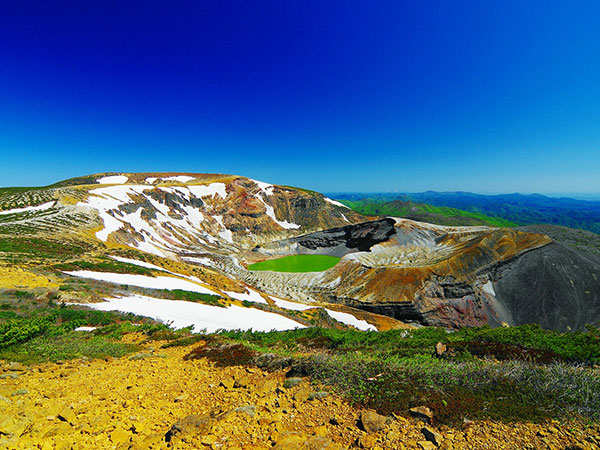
[{"left": 1, "top": 334, "right": 599, "bottom": 450}]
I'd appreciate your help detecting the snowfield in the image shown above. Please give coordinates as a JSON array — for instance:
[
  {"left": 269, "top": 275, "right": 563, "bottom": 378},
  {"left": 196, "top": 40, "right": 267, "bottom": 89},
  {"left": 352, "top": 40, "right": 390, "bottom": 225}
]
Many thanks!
[
  {"left": 64, "top": 270, "right": 220, "bottom": 296},
  {"left": 223, "top": 288, "right": 268, "bottom": 304},
  {"left": 109, "top": 256, "right": 169, "bottom": 272},
  {"left": 270, "top": 296, "right": 314, "bottom": 311},
  {"left": 182, "top": 256, "right": 215, "bottom": 267},
  {"left": 78, "top": 182, "right": 237, "bottom": 254},
  {"left": 324, "top": 309, "right": 377, "bottom": 331},
  {"left": 188, "top": 183, "right": 227, "bottom": 198},
  {"left": 96, "top": 175, "right": 128, "bottom": 184},
  {"left": 145, "top": 175, "right": 196, "bottom": 184},
  {"left": 0, "top": 201, "right": 55, "bottom": 215},
  {"left": 162, "top": 175, "right": 196, "bottom": 183},
  {"left": 85, "top": 294, "right": 305, "bottom": 332}
]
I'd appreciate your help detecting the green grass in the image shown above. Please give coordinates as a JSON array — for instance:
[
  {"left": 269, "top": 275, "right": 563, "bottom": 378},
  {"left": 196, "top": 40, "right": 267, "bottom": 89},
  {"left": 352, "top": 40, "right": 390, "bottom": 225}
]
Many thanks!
[
  {"left": 0, "top": 236, "right": 89, "bottom": 260},
  {"left": 248, "top": 254, "right": 341, "bottom": 272},
  {"left": 0, "top": 304, "right": 176, "bottom": 363},
  {"left": 0, "top": 332, "right": 138, "bottom": 364},
  {"left": 53, "top": 258, "right": 154, "bottom": 275},
  {"left": 164, "top": 289, "right": 225, "bottom": 307},
  {"left": 190, "top": 325, "right": 600, "bottom": 424},
  {"left": 218, "top": 325, "right": 600, "bottom": 363}
]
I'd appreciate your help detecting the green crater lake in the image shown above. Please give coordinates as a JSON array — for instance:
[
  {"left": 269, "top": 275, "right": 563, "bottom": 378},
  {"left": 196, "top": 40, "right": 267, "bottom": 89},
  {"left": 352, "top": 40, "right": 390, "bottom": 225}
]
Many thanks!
[{"left": 248, "top": 254, "right": 341, "bottom": 272}]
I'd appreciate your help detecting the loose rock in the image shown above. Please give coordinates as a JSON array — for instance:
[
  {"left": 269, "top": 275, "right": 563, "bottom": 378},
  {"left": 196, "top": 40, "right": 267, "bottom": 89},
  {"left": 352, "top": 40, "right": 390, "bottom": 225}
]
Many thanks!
[
  {"left": 283, "top": 377, "right": 303, "bottom": 388},
  {"left": 422, "top": 426, "right": 443, "bottom": 446},
  {"left": 165, "top": 414, "right": 213, "bottom": 443},
  {"left": 359, "top": 410, "right": 388, "bottom": 433},
  {"left": 410, "top": 406, "right": 434, "bottom": 422}
]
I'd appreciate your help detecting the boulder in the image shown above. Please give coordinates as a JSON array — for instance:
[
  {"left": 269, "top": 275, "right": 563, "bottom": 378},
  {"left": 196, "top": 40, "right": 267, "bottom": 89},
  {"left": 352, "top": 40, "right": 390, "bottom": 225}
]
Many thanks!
[
  {"left": 308, "top": 391, "right": 329, "bottom": 401},
  {"left": 6, "top": 362, "right": 26, "bottom": 371},
  {"left": 0, "top": 415, "right": 27, "bottom": 438},
  {"left": 164, "top": 414, "right": 213, "bottom": 443},
  {"left": 359, "top": 411, "right": 388, "bottom": 433},
  {"left": 418, "top": 441, "right": 437, "bottom": 450},
  {"left": 110, "top": 428, "right": 130, "bottom": 446},
  {"left": 57, "top": 407, "right": 77, "bottom": 425},
  {"left": 283, "top": 377, "right": 303, "bottom": 388},
  {"left": 220, "top": 378, "right": 235, "bottom": 389},
  {"left": 422, "top": 426, "right": 443, "bottom": 446},
  {"left": 294, "top": 386, "right": 313, "bottom": 402},
  {"left": 234, "top": 405, "right": 257, "bottom": 417},
  {"left": 435, "top": 342, "right": 447, "bottom": 357},
  {"left": 409, "top": 406, "right": 433, "bottom": 422}
]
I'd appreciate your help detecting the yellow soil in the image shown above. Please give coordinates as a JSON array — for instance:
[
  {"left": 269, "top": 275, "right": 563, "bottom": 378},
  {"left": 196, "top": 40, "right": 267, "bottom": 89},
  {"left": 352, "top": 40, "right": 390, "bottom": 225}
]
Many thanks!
[
  {"left": 1, "top": 335, "right": 598, "bottom": 450},
  {"left": 0, "top": 266, "right": 58, "bottom": 289}
]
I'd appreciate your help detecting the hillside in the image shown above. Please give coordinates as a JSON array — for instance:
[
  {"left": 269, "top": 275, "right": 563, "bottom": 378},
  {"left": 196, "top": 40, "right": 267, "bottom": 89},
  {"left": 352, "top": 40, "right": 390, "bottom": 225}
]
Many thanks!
[
  {"left": 3, "top": 331, "right": 600, "bottom": 450},
  {"left": 335, "top": 198, "right": 516, "bottom": 227},
  {"left": 332, "top": 192, "right": 600, "bottom": 234},
  {"left": 1, "top": 172, "right": 598, "bottom": 333},
  {"left": 0, "top": 172, "right": 394, "bottom": 333}
]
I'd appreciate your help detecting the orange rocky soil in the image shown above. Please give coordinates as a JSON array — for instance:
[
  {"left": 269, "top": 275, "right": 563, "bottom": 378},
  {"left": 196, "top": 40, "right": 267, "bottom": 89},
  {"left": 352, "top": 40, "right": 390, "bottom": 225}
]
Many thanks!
[{"left": 0, "top": 335, "right": 599, "bottom": 450}]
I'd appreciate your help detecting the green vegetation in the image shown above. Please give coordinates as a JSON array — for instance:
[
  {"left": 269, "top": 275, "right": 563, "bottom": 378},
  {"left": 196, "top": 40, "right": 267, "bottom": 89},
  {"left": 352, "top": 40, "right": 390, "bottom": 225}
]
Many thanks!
[
  {"left": 0, "top": 236, "right": 89, "bottom": 260},
  {"left": 0, "top": 333, "right": 137, "bottom": 364},
  {"left": 190, "top": 325, "right": 600, "bottom": 424},
  {"left": 218, "top": 325, "right": 600, "bottom": 364},
  {"left": 165, "top": 289, "right": 225, "bottom": 307},
  {"left": 340, "top": 198, "right": 517, "bottom": 227},
  {"left": 53, "top": 258, "right": 154, "bottom": 275},
  {"left": 248, "top": 254, "right": 341, "bottom": 272},
  {"left": 334, "top": 192, "right": 600, "bottom": 234},
  {"left": 0, "top": 304, "right": 172, "bottom": 364}
]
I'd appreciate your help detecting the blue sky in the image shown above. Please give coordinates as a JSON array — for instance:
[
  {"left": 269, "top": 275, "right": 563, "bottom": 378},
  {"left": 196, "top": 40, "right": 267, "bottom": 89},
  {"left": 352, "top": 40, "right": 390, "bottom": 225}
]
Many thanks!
[{"left": 1, "top": 1, "right": 599, "bottom": 194}]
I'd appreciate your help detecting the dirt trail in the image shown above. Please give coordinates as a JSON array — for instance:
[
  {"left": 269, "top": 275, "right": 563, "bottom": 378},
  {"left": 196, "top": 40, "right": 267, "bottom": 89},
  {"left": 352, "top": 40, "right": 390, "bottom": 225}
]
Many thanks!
[{"left": 0, "top": 335, "right": 598, "bottom": 450}]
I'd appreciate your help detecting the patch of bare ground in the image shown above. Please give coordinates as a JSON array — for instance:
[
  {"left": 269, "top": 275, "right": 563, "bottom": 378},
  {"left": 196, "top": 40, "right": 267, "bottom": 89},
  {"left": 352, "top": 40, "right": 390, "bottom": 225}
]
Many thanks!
[{"left": 1, "top": 334, "right": 599, "bottom": 449}]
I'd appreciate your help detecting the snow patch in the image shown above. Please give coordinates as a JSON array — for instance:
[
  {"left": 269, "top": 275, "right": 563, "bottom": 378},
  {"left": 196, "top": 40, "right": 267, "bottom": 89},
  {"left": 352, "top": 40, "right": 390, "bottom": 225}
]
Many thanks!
[
  {"left": 324, "top": 198, "right": 350, "bottom": 209},
  {"left": 109, "top": 256, "right": 168, "bottom": 272},
  {"left": 252, "top": 179, "right": 275, "bottom": 196},
  {"left": 270, "top": 296, "right": 314, "bottom": 311},
  {"left": 162, "top": 175, "right": 196, "bottom": 183},
  {"left": 74, "top": 326, "right": 97, "bottom": 332},
  {"left": 0, "top": 201, "right": 55, "bottom": 216},
  {"left": 84, "top": 294, "right": 305, "bottom": 332},
  {"left": 188, "top": 183, "right": 227, "bottom": 198},
  {"left": 324, "top": 309, "right": 377, "bottom": 331},
  {"left": 64, "top": 270, "right": 220, "bottom": 295},
  {"left": 223, "top": 288, "right": 268, "bottom": 304},
  {"left": 182, "top": 256, "right": 214, "bottom": 267},
  {"left": 96, "top": 175, "right": 128, "bottom": 184},
  {"left": 262, "top": 203, "right": 300, "bottom": 230},
  {"left": 482, "top": 281, "right": 496, "bottom": 296}
]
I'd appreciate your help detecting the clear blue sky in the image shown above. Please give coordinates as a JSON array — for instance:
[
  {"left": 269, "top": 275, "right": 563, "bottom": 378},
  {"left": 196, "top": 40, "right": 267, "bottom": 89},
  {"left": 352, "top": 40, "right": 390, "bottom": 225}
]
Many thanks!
[{"left": 1, "top": 1, "right": 599, "bottom": 194}]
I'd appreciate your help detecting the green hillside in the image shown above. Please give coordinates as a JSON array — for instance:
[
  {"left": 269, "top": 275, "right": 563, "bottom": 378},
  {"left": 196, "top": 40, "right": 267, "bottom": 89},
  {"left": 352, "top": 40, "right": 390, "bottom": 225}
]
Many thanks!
[{"left": 340, "top": 198, "right": 517, "bottom": 227}]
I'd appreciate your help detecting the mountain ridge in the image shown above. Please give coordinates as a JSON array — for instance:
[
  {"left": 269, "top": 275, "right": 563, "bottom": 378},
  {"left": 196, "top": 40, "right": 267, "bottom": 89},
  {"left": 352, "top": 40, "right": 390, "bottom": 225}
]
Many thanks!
[{"left": 331, "top": 191, "right": 600, "bottom": 234}]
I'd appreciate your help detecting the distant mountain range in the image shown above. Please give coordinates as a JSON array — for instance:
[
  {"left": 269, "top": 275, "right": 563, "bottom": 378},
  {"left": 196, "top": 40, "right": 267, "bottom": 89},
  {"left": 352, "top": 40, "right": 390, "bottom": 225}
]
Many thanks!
[{"left": 330, "top": 191, "right": 600, "bottom": 235}]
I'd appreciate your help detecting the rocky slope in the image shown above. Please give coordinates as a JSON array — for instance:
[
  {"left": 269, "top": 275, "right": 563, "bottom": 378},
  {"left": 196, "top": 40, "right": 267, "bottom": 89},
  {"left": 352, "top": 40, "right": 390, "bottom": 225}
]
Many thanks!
[
  {"left": 244, "top": 218, "right": 579, "bottom": 329},
  {"left": 245, "top": 218, "right": 600, "bottom": 331},
  {"left": 1, "top": 334, "right": 598, "bottom": 450}
]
